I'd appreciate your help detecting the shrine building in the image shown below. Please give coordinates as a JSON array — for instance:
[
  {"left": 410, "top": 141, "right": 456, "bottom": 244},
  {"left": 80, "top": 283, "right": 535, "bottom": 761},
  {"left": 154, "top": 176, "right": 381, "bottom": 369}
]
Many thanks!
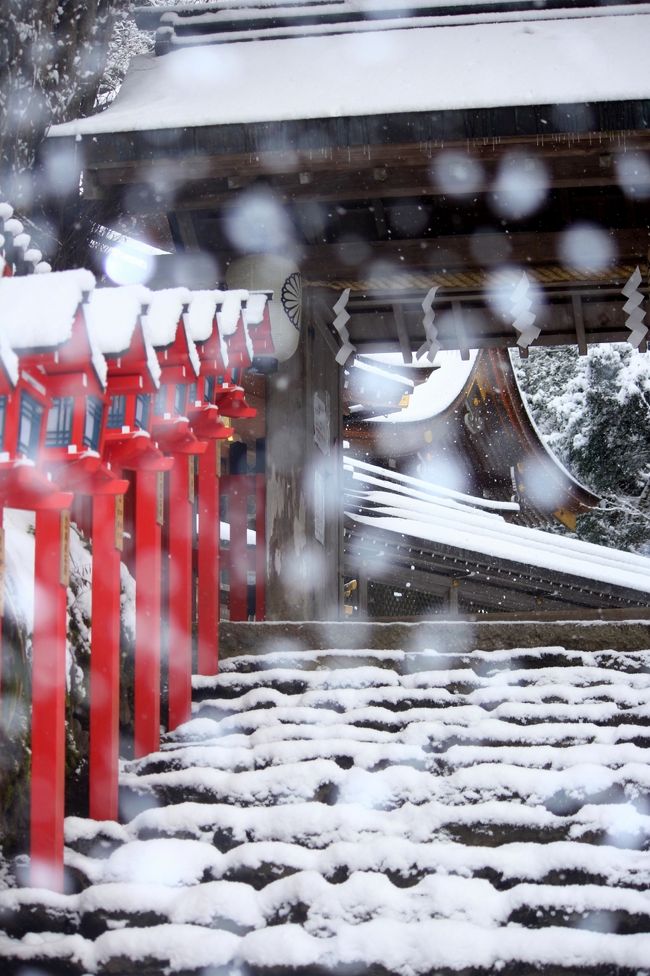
[{"left": 46, "top": 0, "right": 650, "bottom": 620}]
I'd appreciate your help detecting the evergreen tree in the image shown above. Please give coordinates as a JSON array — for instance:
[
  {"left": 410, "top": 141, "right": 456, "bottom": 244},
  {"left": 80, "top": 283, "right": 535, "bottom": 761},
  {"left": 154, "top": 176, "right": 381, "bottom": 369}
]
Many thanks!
[
  {"left": 514, "top": 344, "right": 650, "bottom": 554},
  {"left": 0, "top": 1, "right": 131, "bottom": 185}
]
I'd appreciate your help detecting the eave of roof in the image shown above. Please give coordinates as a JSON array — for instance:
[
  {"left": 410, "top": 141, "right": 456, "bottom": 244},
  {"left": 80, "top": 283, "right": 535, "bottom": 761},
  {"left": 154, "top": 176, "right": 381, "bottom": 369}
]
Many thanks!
[
  {"left": 51, "top": 13, "right": 650, "bottom": 139},
  {"left": 344, "top": 458, "right": 650, "bottom": 594}
]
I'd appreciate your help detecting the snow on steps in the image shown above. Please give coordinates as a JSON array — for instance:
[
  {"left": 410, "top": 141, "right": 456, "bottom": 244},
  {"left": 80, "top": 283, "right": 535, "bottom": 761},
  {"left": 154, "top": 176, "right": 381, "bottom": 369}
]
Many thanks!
[{"left": 1, "top": 644, "right": 650, "bottom": 974}]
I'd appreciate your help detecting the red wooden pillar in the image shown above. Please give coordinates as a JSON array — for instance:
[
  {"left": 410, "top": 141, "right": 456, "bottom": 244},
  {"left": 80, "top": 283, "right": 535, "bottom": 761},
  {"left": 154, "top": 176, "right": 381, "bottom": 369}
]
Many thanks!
[
  {"left": 228, "top": 477, "right": 249, "bottom": 622},
  {"left": 255, "top": 474, "right": 266, "bottom": 620},
  {"left": 197, "top": 441, "right": 220, "bottom": 675},
  {"left": 134, "top": 469, "right": 163, "bottom": 757},
  {"left": 0, "top": 517, "right": 4, "bottom": 710},
  {"left": 31, "top": 508, "right": 69, "bottom": 890},
  {"left": 167, "top": 454, "right": 194, "bottom": 729},
  {"left": 89, "top": 494, "right": 122, "bottom": 821}
]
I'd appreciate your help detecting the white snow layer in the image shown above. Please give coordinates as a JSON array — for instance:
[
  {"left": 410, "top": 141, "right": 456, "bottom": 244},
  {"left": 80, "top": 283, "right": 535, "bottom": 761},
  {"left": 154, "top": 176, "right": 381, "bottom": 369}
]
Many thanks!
[
  {"left": 85, "top": 285, "right": 150, "bottom": 355},
  {"left": 0, "top": 268, "right": 108, "bottom": 387},
  {"left": 346, "top": 458, "right": 650, "bottom": 593},
  {"left": 0, "top": 269, "right": 95, "bottom": 349},
  {"left": 3, "top": 644, "right": 650, "bottom": 971},
  {"left": 51, "top": 15, "right": 650, "bottom": 137},
  {"left": 371, "top": 350, "right": 477, "bottom": 424}
]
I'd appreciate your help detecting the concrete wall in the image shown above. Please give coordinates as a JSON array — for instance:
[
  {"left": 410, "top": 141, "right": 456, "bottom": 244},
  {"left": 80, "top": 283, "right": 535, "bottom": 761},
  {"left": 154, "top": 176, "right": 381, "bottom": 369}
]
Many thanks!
[{"left": 265, "top": 298, "right": 342, "bottom": 620}]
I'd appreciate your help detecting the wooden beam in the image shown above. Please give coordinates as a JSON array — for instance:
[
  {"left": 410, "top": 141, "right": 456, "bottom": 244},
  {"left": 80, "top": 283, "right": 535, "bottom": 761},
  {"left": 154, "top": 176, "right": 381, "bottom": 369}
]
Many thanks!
[
  {"left": 82, "top": 130, "right": 650, "bottom": 186},
  {"left": 451, "top": 301, "right": 471, "bottom": 361},
  {"left": 293, "top": 229, "right": 650, "bottom": 279},
  {"left": 572, "top": 294, "right": 588, "bottom": 356},
  {"left": 86, "top": 165, "right": 638, "bottom": 211},
  {"left": 372, "top": 199, "right": 388, "bottom": 240},
  {"left": 342, "top": 291, "right": 642, "bottom": 354},
  {"left": 170, "top": 211, "right": 200, "bottom": 250},
  {"left": 312, "top": 298, "right": 343, "bottom": 359},
  {"left": 392, "top": 303, "right": 413, "bottom": 365}
]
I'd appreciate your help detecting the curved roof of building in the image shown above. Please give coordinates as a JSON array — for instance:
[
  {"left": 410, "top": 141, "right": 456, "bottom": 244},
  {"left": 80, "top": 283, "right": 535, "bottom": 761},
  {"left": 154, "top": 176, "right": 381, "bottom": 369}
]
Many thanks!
[
  {"left": 369, "top": 350, "right": 478, "bottom": 424},
  {"left": 345, "top": 456, "right": 650, "bottom": 594},
  {"left": 52, "top": 5, "right": 650, "bottom": 137}
]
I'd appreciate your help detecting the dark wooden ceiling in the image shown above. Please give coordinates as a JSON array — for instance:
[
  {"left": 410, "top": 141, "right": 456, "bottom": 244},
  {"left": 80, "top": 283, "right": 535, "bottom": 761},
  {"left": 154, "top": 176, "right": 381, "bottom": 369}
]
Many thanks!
[{"left": 66, "top": 101, "right": 650, "bottom": 355}]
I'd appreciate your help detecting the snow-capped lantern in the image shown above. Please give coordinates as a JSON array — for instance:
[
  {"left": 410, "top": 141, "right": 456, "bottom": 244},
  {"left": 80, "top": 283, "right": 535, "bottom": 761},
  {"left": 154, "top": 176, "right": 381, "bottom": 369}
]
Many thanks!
[{"left": 226, "top": 254, "right": 302, "bottom": 362}]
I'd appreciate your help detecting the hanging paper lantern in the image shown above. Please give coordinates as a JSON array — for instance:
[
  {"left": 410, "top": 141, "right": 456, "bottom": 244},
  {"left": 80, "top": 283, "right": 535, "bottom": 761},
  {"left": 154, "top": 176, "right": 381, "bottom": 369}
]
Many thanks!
[{"left": 226, "top": 254, "right": 302, "bottom": 362}]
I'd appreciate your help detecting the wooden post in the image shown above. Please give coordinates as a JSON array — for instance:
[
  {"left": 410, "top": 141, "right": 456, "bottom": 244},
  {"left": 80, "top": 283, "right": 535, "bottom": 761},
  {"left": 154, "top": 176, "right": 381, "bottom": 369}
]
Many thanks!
[
  {"left": 167, "top": 455, "right": 193, "bottom": 729},
  {"left": 0, "top": 521, "right": 4, "bottom": 713},
  {"left": 89, "top": 494, "right": 122, "bottom": 821},
  {"left": 228, "top": 478, "right": 249, "bottom": 622},
  {"left": 197, "top": 441, "right": 220, "bottom": 674},
  {"left": 255, "top": 474, "right": 266, "bottom": 620},
  {"left": 134, "top": 469, "right": 163, "bottom": 757},
  {"left": 30, "top": 508, "right": 69, "bottom": 890}
]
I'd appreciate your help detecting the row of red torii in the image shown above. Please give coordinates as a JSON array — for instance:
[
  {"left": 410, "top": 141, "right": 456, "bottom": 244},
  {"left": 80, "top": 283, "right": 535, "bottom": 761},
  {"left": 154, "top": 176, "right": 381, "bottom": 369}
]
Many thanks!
[{"left": 0, "top": 266, "right": 274, "bottom": 891}]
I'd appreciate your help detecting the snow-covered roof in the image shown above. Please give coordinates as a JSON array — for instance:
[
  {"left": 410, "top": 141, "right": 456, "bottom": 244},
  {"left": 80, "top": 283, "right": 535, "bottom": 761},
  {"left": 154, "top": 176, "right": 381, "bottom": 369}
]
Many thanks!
[
  {"left": 144, "top": 287, "right": 202, "bottom": 376},
  {"left": 0, "top": 334, "right": 19, "bottom": 387},
  {"left": 145, "top": 287, "right": 191, "bottom": 347},
  {"left": 0, "top": 269, "right": 95, "bottom": 350},
  {"left": 370, "top": 350, "right": 476, "bottom": 424},
  {"left": 86, "top": 285, "right": 150, "bottom": 355},
  {"left": 0, "top": 269, "right": 108, "bottom": 387},
  {"left": 217, "top": 290, "right": 249, "bottom": 337},
  {"left": 85, "top": 285, "right": 162, "bottom": 387},
  {"left": 346, "top": 457, "right": 650, "bottom": 594},
  {"left": 352, "top": 357, "right": 415, "bottom": 393},
  {"left": 51, "top": 12, "right": 650, "bottom": 138},
  {"left": 242, "top": 292, "right": 269, "bottom": 329},
  {"left": 0, "top": 273, "right": 271, "bottom": 390},
  {"left": 184, "top": 290, "right": 222, "bottom": 343},
  {"left": 184, "top": 288, "right": 265, "bottom": 344}
]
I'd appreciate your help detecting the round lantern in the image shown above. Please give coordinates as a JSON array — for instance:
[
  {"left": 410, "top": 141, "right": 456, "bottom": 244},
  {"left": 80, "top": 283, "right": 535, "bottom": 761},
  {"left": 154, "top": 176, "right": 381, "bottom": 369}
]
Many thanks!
[{"left": 226, "top": 254, "right": 302, "bottom": 362}]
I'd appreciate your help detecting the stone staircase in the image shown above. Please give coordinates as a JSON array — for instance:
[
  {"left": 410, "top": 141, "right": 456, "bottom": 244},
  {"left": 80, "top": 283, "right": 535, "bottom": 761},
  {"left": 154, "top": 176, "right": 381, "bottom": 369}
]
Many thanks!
[{"left": 1, "top": 643, "right": 650, "bottom": 974}]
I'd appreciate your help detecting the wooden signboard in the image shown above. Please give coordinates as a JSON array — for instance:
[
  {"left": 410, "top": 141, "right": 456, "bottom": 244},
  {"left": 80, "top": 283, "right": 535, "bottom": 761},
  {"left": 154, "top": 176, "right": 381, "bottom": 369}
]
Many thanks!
[
  {"left": 157, "top": 472, "right": 164, "bottom": 526},
  {"left": 188, "top": 456, "right": 195, "bottom": 504},
  {"left": 60, "top": 511, "right": 70, "bottom": 587},
  {"left": 115, "top": 494, "right": 124, "bottom": 551}
]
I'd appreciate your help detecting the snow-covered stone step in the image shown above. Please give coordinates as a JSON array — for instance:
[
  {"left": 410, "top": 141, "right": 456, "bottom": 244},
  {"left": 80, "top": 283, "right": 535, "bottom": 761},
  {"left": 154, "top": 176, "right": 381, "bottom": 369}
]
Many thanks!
[
  {"left": 64, "top": 799, "right": 650, "bottom": 854},
  {"left": 3, "top": 874, "right": 650, "bottom": 941},
  {"left": 2, "top": 919, "right": 650, "bottom": 976},
  {"left": 192, "top": 684, "right": 650, "bottom": 722},
  {"left": 192, "top": 698, "right": 650, "bottom": 737},
  {"left": 56, "top": 835, "right": 650, "bottom": 894},
  {"left": 3, "top": 642, "right": 650, "bottom": 974},
  {"left": 218, "top": 646, "right": 650, "bottom": 675},
  {"left": 117, "top": 754, "right": 650, "bottom": 814},
  {"left": 126, "top": 738, "right": 650, "bottom": 779},
  {"left": 192, "top": 661, "right": 650, "bottom": 701},
  {"left": 170, "top": 714, "right": 650, "bottom": 749}
]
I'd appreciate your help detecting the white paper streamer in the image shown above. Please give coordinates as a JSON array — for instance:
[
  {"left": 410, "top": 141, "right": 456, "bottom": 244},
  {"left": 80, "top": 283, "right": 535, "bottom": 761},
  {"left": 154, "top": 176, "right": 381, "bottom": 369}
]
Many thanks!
[
  {"left": 417, "top": 286, "right": 440, "bottom": 362},
  {"left": 622, "top": 266, "right": 648, "bottom": 349},
  {"left": 511, "top": 272, "right": 540, "bottom": 348}
]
